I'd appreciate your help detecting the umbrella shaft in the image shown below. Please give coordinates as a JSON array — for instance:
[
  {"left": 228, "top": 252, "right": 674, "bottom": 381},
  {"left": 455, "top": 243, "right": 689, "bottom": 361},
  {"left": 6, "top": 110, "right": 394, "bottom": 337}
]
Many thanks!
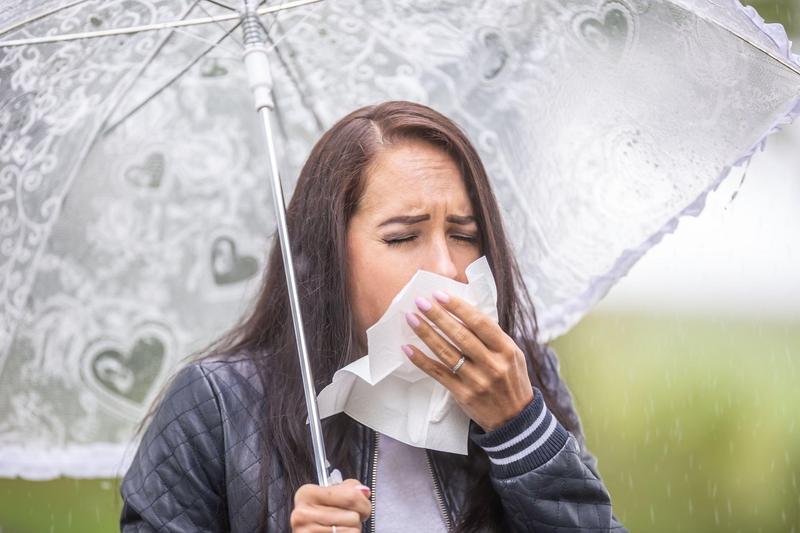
[{"left": 258, "top": 107, "right": 332, "bottom": 487}]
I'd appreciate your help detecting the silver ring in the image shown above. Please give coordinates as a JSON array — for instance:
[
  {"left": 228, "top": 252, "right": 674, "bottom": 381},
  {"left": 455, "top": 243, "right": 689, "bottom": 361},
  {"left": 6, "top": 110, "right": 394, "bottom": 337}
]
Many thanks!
[{"left": 450, "top": 354, "right": 466, "bottom": 374}]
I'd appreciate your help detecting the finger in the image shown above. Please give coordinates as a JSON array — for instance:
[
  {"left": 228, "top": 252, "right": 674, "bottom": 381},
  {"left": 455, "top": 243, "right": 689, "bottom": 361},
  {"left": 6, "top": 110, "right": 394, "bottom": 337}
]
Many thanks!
[
  {"left": 431, "top": 291, "right": 508, "bottom": 351},
  {"left": 298, "top": 519, "right": 361, "bottom": 533},
  {"left": 413, "top": 295, "right": 488, "bottom": 364},
  {"left": 403, "top": 343, "right": 466, "bottom": 391},
  {"left": 294, "top": 514, "right": 365, "bottom": 533},
  {"left": 309, "top": 527, "right": 361, "bottom": 533},
  {"left": 293, "top": 511, "right": 360, "bottom": 532},
  {"left": 305, "top": 505, "right": 364, "bottom": 527},
  {"left": 404, "top": 310, "right": 463, "bottom": 370},
  {"left": 331, "top": 479, "right": 372, "bottom": 520},
  {"left": 296, "top": 482, "right": 371, "bottom": 517}
]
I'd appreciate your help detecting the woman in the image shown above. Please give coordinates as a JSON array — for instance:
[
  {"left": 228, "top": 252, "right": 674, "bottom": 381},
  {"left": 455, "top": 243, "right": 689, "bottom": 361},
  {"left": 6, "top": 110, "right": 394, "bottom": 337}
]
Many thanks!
[{"left": 120, "top": 101, "right": 626, "bottom": 532}]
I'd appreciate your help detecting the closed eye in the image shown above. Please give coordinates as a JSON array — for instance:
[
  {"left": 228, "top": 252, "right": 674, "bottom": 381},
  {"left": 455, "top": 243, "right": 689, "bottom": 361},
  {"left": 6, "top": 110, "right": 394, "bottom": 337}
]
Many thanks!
[
  {"left": 383, "top": 235, "right": 418, "bottom": 247},
  {"left": 382, "top": 232, "right": 479, "bottom": 247}
]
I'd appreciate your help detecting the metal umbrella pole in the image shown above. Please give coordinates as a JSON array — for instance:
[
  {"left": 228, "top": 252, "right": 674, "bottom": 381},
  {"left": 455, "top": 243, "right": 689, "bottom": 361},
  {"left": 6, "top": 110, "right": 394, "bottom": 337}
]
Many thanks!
[{"left": 240, "top": 1, "right": 333, "bottom": 486}]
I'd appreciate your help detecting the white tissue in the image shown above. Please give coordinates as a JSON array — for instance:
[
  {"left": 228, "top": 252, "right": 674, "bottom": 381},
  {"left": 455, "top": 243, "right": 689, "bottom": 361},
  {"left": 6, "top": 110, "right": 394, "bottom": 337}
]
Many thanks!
[{"left": 317, "top": 256, "right": 498, "bottom": 454}]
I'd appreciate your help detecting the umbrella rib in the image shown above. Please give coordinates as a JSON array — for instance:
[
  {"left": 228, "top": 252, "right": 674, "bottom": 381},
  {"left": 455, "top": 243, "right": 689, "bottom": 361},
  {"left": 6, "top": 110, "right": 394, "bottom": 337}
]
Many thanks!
[
  {"left": 171, "top": 26, "right": 240, "bottom": 57},
  {"left": 92, "top": 0, "right": 208, "bottom": 134},
  {"left": 261, "top": 17, "right": 325, "bottom": 133},
  {"left": 258, "top": 5, "right": 316, "bottom": 56},
  {"left": 198, "top": 0, "right": 244, "bottom": 49},
  {"left": 0, "top": 0, "right": 324, "bottom": 47},
  {"left": 101, "top": 20, "right": 242, "bottom": 136},
  {"left": 203, "top": 0, "right": 239, "bottom": 11},
  {"left": 0, "top": 0, "right": 90, "bottom": 36},
  {"left": 95, "top": 0, "right": 208, "bottom": 134},
  {"left": 667, "top": 1, "right": 800, "bottom": 78},
  {"left": 719, "top": 24, "right": 800, "bottom": 77},
  {"left": 102, "top": 0, "right": 322, "bottom": 136}
]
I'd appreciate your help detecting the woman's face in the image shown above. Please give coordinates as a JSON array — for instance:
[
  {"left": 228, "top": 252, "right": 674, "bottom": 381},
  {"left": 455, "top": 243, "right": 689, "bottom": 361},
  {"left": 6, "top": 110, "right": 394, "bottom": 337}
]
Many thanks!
[{"left": 347, "top": 138, "right": 481, "bottom": 346}]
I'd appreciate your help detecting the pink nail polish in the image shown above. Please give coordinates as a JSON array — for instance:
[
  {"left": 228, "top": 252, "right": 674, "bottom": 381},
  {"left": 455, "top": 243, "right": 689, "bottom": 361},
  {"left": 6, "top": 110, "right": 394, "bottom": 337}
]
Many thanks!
[
  {"left": 358, "top": 485, "right": 371, "bottom": 496},
  {"left": 401, "top": 344, "right": 414, "bottom": 358},
  {"left": 405, "top": 312, "right": 420, "bottom": 328},
  {"left": 415, "top": 296, "right": 432, "bottom": 311},
  {"left": 432, "top": 290, "right": 449, "bottom": 304}
]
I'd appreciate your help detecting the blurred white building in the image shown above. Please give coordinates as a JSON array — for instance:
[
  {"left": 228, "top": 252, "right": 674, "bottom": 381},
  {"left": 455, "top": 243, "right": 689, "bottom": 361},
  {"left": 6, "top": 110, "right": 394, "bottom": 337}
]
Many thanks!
[{"left": 598, "top": 116, "right": 800, "bottom": 320}]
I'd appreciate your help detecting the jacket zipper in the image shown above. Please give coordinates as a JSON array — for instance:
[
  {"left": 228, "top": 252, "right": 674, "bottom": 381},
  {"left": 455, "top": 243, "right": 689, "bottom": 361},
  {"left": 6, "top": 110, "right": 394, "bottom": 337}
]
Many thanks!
[
  {"left": 369, "top": 430, "right": 379, "bottom": 533},
  {"left": 425, "top": 450, "right": 454, "bottom": 531}
]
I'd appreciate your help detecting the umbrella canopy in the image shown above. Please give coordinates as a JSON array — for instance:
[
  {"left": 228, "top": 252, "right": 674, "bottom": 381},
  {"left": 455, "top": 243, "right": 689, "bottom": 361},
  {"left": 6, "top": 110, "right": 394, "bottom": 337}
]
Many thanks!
[{"left": 0, "top": 0, "right": 798, "bottom": 479}]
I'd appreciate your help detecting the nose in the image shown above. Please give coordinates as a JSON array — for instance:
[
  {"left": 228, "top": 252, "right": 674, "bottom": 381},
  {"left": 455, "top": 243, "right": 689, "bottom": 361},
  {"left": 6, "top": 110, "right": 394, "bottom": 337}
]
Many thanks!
[{"left": 426, "top": 236, "right": 459, "bottom": 280}]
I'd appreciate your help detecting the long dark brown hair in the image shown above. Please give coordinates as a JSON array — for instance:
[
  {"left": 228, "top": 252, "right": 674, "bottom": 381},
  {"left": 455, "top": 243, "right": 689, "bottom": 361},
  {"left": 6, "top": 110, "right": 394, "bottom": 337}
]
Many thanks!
[{"left": 178, "top": 101, "right": 584, "bottom": 531}]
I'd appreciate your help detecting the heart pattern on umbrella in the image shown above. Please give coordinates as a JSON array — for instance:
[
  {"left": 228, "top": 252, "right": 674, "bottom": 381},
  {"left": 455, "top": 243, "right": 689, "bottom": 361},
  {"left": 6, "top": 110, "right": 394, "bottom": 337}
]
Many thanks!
[
  {"left": 573, "top": 1, "right": 634, "bottom": 60},
  {"left": 124, "top": 152, "right": 165, "bottom": 188},
  {"left": 87, "top": 334, "right": 166, "bottom": 406},
  {"left": 201, "top": 59, "right": 228, "bottom": 77},
  {"left": 479, "top": 30, "right": 509, "bottom": 81},
  {"left": 210, "top": 235, "right": 259, "bottom": 285}
]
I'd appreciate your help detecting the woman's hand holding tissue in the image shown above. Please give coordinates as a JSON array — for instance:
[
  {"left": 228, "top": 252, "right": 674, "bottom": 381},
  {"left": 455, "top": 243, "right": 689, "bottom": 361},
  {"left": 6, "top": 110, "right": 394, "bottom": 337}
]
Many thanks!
[{"left": 401, "top": 290, "right": 534, "bottom": 432}]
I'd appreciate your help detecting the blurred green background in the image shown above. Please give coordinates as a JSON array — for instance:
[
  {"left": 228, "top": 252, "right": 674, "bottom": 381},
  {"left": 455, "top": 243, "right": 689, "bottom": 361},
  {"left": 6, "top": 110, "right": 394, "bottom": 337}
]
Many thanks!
[
  {"left": 1, "top": 2, "right": 798, "bottom": 532},
  {"left": 555, "top": 312, "right": 800, "bottom": 532}
]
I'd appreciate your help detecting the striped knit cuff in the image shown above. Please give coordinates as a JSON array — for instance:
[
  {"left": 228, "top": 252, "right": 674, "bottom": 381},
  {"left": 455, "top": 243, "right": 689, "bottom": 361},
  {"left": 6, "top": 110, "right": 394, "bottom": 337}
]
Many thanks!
[{"left": 469, "top": 388, "right": 569, "bottom": 478}]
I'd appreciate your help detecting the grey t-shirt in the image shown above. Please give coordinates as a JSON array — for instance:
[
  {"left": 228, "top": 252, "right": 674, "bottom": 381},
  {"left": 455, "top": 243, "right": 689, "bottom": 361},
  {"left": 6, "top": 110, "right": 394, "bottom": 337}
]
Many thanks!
[{"left": 374, "top": 433, "right": 449, "bottom": 532}]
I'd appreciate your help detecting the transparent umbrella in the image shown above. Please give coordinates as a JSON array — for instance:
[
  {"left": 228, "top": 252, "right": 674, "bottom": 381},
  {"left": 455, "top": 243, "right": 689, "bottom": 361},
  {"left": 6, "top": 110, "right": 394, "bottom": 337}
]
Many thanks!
[{"left": 0, "top": 0, "right": 798, "bottom": 483}]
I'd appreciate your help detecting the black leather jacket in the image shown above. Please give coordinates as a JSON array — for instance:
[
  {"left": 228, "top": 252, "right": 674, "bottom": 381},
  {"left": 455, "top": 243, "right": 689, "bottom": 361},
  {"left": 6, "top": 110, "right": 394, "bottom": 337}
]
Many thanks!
[{"left": 120, "top": 351, "right": 627, "bottom": 532}]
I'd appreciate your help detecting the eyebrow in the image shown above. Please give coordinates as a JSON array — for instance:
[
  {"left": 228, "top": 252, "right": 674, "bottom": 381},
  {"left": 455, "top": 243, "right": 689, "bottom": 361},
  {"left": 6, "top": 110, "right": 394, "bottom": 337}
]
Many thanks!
[{"left": 377, "top": 214, "right": 476, "bottom": 227}]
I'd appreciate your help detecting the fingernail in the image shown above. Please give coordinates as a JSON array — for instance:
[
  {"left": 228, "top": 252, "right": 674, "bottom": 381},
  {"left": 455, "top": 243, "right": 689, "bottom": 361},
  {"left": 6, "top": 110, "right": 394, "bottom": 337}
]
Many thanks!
[
  {"left": 358, "top": 485, "right": 371, "bottom": 496},
  {"left": 401, "top": 344, "right": 414, "bottom": 358},
  {"left": 432, "top": 290, "right": 449, "bottom": 304},
  {"left": 405, "top": 311, "right": 420, "bottom": 328},
  {"left": 415, "top": 296, "right": 432, "bottom": 311}
]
